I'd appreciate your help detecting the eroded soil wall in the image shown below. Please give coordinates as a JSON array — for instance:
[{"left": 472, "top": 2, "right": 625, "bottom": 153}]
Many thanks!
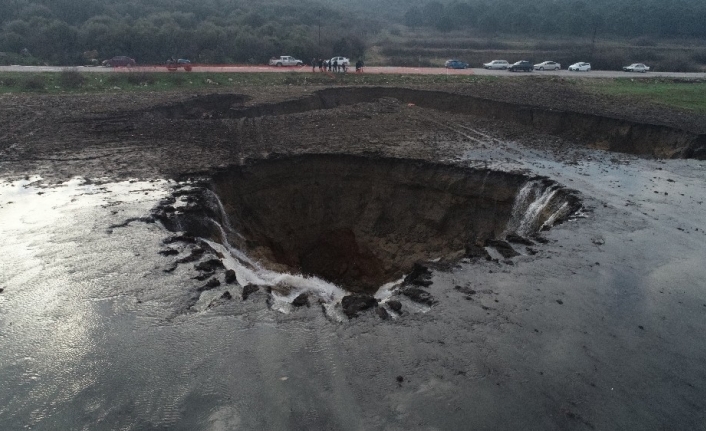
[{"left": 169, "top": 87, "right": 705, "bottom": 159}]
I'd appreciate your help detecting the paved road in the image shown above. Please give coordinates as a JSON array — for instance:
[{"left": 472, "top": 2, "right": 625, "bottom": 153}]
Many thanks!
[{"left": 1, "top": 64, "right": 705, "bottom": 79}]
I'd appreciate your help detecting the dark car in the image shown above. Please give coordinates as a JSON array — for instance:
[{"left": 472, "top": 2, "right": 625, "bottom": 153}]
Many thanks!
[
  {"left": 167, "top": 58, "right": 192, "bottom": 71},
  {"left": 508, "top": 60, "right": 533, "bottom": 72},
  {"left": 103, "top": 56, "right": 136, "bottom": 67},
  {"left": 445, "top": 59, "right": 469, "bottom": 69}
]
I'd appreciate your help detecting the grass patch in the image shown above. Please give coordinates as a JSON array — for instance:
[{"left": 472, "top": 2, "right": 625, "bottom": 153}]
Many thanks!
[
  {"left": 583, "top": 78, "right": 706, "bottom": 112},
  {"left": 58, "top": 69, "right": 87, "bottom": 89},
  {"left": 21, "top": 75, "right": 46, "bottom": 91},
  {"left": 0, "top": 71, "right": 498, "bottom": 94}
]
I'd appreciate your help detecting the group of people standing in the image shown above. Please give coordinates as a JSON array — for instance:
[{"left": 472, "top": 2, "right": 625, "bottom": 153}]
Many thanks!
[{"left": 311, "top": 58, "right": 364, "bottom": 73}]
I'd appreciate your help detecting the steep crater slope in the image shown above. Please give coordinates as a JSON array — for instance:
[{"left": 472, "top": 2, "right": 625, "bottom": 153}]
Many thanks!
[
  {"left": 153, "top": 87, "right": 706, "bottom": 159},
  {"left": 158, "top": 155, "right": 581, "bottom": 294}
]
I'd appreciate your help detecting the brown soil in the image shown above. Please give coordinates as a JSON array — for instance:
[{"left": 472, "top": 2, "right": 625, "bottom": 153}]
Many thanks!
[{"left": 1, "top": 78, "right": 705, "bottom": 182}]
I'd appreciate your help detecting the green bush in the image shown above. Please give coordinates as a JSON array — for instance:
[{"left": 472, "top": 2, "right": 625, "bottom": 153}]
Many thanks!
[
  {"left": 21, "top": 75, "right": 46, "bottom": 91},
  {"left": 0, "top": 77, "right": 17, "bottom": 87},
  {"left": 58, "top": 69, "right": 86, "bottom": 89},
  {"left": 646, "top": 51, "right": 700, "bottom": 72}
]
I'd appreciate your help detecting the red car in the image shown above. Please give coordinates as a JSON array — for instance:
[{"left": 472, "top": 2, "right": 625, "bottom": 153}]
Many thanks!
[{"left": 103, "top": 56, "right": 136, "bottom": 67}]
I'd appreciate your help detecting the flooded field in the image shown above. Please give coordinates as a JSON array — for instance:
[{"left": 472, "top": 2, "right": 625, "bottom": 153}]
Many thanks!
[{"left": 1, "top": 85, "right": 706, "bottom": 430}]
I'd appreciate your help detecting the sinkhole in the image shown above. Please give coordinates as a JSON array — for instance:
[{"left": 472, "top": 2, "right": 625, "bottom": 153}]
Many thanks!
[{"left": 158, "top": 154, "right": 581, "bottom": 295}]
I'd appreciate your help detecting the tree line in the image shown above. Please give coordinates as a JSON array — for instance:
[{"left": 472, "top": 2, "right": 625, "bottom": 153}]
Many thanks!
[
  {"left": 0, "top": 0, "right": 371, "bottom": 65},
  {"left": 404, "top": 0, "right": 706, "bottom": 38},
  {"left": 1, "top": 0, "right": 705, "bottom": 66}
]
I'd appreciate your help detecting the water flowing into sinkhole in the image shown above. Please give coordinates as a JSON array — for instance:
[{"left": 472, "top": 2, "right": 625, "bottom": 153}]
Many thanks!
[{"left": 163, "top": 155, "right": 581, "bottom": 294}]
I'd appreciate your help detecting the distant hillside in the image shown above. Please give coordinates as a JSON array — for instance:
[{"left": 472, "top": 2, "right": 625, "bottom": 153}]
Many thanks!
[{"left": 1, "top": 0, "right": 705, "bottom": 66}]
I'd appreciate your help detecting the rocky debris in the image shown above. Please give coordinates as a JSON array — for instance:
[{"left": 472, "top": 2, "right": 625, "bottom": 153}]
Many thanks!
[
  {"left": 465, "top": 243, "right": 491, "bottom": 259},
  {"left": 158, "top": 248, "right": 179, "bottom": 256},
  {"left": 485, "top": 239, "right": 520, "bottom": 258},
  {"left": 224, "top": 269, "right": 236, "bottom": 284},
  {"left": 163, "top": 234, "right": 197, "bottom": 244},
  {"left": 159, "top": 196, "right": 176, "bottom": 206},
  {"left": 506, "top": 233, "right": 534, "bottom": 245},
  {"left": 197, "top": 277, "right": 221, "bottom": 292},
  {"left": 532, "top": 235, "right": 550, "bottom": 244},
  {"left": 292, "top": 293, "right": 310, "bottom": 307},
  {"left": 206, "top": 291, "right": 233, "bottom": 309},
  {"left": 396, "top": 375, "right": 404, "bottom": 383},
  {"left": 404, "top": 263, "right": 433, "bottom": 287},
  {"left": 376, "top": 307, "right": 390, "bottom": 320},
  {"left": 401, "top": 287, "right": 436, "bottom": 306},
  {"left": 108, "top": 216, "right": 155, "bottom": 230},
  {"left": 193, "top": 272, "right": 213, "bottom": 281},
  {"left": 526, "top": 247, "right": 538, "bottom": 255},
  {"left": 591, "top": 237, "right": 605, "bottom": 245},
  {"left": 242, "top": 284, "right": 259, "bottom": 300},
  {"left": 177, "top": 247, "right": 205, "bottom": 264},
  {"left": 454, "top": 285, "right": 476, "bottom": 295},
  {"left": 195, "top": 258, "right": 224, "bottom": 272},
  {"left": 341, "top": 294, "right": 378, "bottom": 318},
  {"left": 270, "top": 281, "right": 294, "bottom": 296},
  {"left": 388, "top": 300, "right": 402, "bottom": 313},
  {"left": 151, "top": 186, "right": 227, "bottom": 243}
]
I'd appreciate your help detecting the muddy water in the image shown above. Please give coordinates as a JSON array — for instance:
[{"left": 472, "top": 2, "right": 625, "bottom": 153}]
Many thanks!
[{"left": 1, "top": 144, "right": 706, "bottom": 430}]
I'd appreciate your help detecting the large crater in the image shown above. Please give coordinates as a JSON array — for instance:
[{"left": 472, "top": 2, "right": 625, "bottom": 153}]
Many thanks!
[{"left": 193, "top": 154, "right": 581, "bottom": 293}]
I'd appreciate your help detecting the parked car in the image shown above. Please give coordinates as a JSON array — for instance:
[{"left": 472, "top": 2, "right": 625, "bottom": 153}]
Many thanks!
[
  {"left": 623, "top": 63, "right": 650, "bottom": 73},
  {"left": 508, "top": 60, "right": 533, "bottom": 72},
  {"left": 483, "top": 60, "right": 510, "bottom": 70},
  {"left": 166, "top": 58, "right": 192, "bottom": 72},
  {"left": 103, "top": 56, "right": 136, "bottom": 67},
  {"left": 330, "top": 56, "right": 350, "bottom": 66},
  {"left": 268, "top": 56, "right": 303, "bottom": 67},
  {"left": 445, "top": 59, "right": 469, "bottom": 69},
  {"left": 568, "top": 62, "right": 591, "bottom": 72},
  {"left": 534, "top": 61, "right": 561, "bottom": 70}
]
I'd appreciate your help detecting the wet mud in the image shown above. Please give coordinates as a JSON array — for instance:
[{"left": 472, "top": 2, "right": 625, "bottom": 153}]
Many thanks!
[{"left": 2, "top": 83, "right": 706, "bottom": 431}]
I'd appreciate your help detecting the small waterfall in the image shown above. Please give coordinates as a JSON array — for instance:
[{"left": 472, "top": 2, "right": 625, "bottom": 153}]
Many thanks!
[
  {"left": 199, "top": 193, "right": 348, "bottom": 318},
  {"left": 505, "top": 180, "right": 576, "bottom": 237}
]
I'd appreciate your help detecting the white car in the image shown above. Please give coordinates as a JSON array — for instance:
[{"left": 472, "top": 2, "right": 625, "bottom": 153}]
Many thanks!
[
  {"left": 330, "top": 56, "right": 350, "bottom": 66},
  {"left": 534, "top": 61, "right": 561, "bottom": 71},
  {"left": 483, "top": 60, "right": 509, "bottom": 70},
  {"left": 568, "top": 62, "right": 591, "bottom": 72},
  {"left": 623, "top": 63, "right": 650, "bottom": 73},
  {"left": 268, "top": 56, "right": 303, "bottom": 67}
]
